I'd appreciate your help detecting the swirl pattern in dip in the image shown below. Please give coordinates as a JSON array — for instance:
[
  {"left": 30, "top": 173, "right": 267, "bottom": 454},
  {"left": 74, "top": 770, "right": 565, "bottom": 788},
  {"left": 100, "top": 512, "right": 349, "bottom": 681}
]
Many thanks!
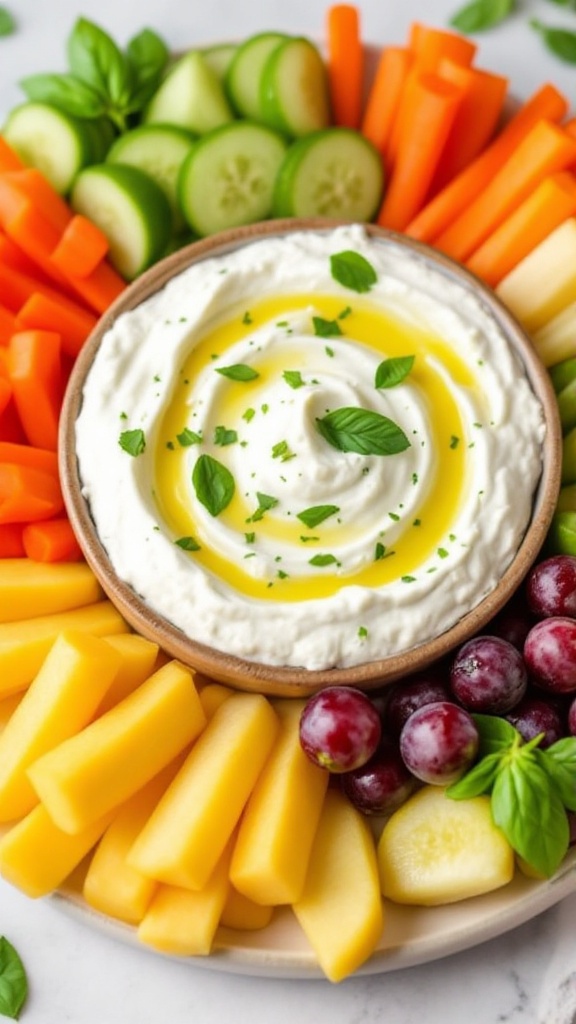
[{"left": 75, "top": 225, "right": 545, "bottom": 670}]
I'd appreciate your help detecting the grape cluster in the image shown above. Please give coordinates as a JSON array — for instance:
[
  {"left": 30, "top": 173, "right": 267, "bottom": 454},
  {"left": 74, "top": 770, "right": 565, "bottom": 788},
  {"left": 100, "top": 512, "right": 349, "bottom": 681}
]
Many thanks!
[{"left": 299, "top": 554, "right": 576, "bottom": 816}]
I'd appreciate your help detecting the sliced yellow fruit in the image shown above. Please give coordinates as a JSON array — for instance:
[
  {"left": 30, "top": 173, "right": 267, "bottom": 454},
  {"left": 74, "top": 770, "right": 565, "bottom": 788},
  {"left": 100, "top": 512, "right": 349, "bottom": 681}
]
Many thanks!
[
  {"left": 95, "top": 634, "right": 160, "bottom": 714},
  {"left": 198, "top": 681, "right": 234, "bottom": 720},
  {"left": 496, "top": 218, "right": 576, "bottom": 333},
  {"left": 378, "top": 785, "right": 515, "bottom": 906},
  {"left": 0, "top": 560, "right": 103, "bottom": 622},
  {"left": 220, "top": 885, "right": 274, "bottom": 931}
]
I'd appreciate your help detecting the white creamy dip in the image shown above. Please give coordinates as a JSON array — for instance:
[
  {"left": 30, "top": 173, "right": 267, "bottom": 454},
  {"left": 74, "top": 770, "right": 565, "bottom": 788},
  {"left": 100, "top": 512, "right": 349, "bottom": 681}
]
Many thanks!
[{"left": 75, "top": 225, "right": 545, "bottom": 670}]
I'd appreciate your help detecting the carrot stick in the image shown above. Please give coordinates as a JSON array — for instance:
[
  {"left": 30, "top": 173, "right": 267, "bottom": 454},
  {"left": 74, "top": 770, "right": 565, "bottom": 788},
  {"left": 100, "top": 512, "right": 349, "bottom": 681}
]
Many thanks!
[
  {"left": 0, "top": 259, "right": 80, "bottom": 316},
  {"left": 65, "top": 259, "right": 127, "bottom": 315},
  {"left": 408, "top": 22, "right": 477, "bottom": 71},
  {"left": 0, "top": 305, "right": 17, "bottom": 346},
  {"left": 377, "top": 72, "right": 464, "bottom": 232},
  {"left": 22, "top": 517, "right": 83, "bottom": 563},
  {"left": 0, "top": 396, "right": 26, "bottom": 444},
  {"left": 0, "top": 524, "right": 25, "bottom": 558},
  {"left": 8, "top": 330, "right": 63, "bottom": 451},
  {"left": 0, "top": 139, "right": 24, "bottom": 174},
  {"left": 430, "top": 61, "right": 509, "bottom": 192},
  {"left": 0, "top": 169, "right": 71, "bottom": 233},
  {"left": 0, "top": 463, "right": 63, "bottom": 524},
  {"left": 434, "top": 120, "right": 576, "bottom": 262},
  {"left": 405, "top": 82, "right": 569, "bottom": 243},
  {"left": 0, "top": 231, "right": 53, "bottom": 283},
  {"left": 0, "top": 442, "right": 58, "bottom": 476},
  {"left": 360, "top": 47, "right": 413, "bottom": 158},
  {"left": 466, "top": 171, "right": 576, "bottom": 287},
  {"left": 50, "top": 215, "right": 109, "bottom": 279},
  {"left": 326, "top": 4, "right": 364, "bottom": 129},
  {"left": 17, "top": 292, "right": 97, "bottom": 359}
]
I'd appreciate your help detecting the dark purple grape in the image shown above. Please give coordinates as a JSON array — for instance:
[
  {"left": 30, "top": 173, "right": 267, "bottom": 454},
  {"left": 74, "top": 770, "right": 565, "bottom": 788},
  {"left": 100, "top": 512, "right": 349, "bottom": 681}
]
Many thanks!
[
  {"left": 523, "top": 617, "right": 576, "bottom": 694},
  {"left": 384, "top": 671, "right": 451, "bottom": 736},
  {"left": 483, "top": 593, "right": 536, "bottom": 650},
  {"left": 568, "top": 695, "right": 576, "bottom": 736},
  {"left": 341, "top": 736, "right": 417, "bottom": 815},
  {"left": 399, "top": 700, "right": 479, "bottom": 785},
  {"left": 449, "top": 635, "right": 527, "bottom": 714},
  {"left": 526, "top": 555, "right": 576, "bottom": 618},
  {"left": 299, "top": 686, "right": 381, "bottom": 773},
  {"left": 506, "top": 694, "right": 564, "bottom": 747}
]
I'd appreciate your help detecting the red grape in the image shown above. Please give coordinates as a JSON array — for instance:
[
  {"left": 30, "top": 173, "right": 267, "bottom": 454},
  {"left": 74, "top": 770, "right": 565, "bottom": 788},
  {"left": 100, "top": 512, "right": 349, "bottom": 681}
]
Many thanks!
[
  {"left": 399, "top": 700, "right": 479, "bottom": 785},
  {"left": 384, "top": 671, "right": 451, "bottom": 736},
  {"left": 483, "top": 593, "right": 536, "bottom": 650},
  {"left": 523, "top": 616, "right": 576, "bottom": 693},
  {"left": 568, "top": 695, "right": 576, "bottom": 736},
  {"left": 341, "top": 736, "right": 417, "bottom": 815},
  {"left": 506, "top": 694, "right": 564, "bottom": 747},
  {"left": 299, "top": 686, "right": 381, "bottom": 773},
  {"left": 449, "top": 635, "right": 527, "bottom": 714},
  {"left": 526, "top": 555, "right": 576, "bottom": 618}
]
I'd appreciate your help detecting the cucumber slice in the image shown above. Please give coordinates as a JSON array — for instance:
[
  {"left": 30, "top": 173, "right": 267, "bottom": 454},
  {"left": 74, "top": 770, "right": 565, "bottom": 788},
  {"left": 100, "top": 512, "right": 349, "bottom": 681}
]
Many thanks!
[
  {"left": 2, "top": 102, "right": 101, "bottom": 194},
  {"left": 202, "top": 43, "right": 237, "bottom": 82},
  {"left": 144, "top": 50, "right": 234, "bottom": 135},
  {"left": 106, "top": 124, "right": 196, "bottom": 232},
  {"left": 272, "top": 128, "right": 384, "bottom": 221},
  {"left": 71, "top": 163, "right": 172, "bottom": 280},
  {"left": 225, "top": 32, "right": 288, "bottom": 121},
  {"left": 259, "top": 37, "right": 330, "bottom": 137},
  {"left": 178, "top": 121, "right": 288, "bottom": 237}
]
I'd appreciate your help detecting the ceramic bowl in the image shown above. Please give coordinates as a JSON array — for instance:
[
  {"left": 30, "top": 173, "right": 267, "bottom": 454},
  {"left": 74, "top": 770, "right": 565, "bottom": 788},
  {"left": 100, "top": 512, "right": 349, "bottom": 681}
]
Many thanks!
[{"left": 59, "top": 219, "right": 562, "bottom": 697}]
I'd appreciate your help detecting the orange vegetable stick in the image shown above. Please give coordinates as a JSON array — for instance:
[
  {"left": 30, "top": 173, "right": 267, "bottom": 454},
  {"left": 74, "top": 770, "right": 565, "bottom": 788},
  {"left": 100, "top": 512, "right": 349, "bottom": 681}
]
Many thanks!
[
  {"left": 0, "top": 442, "right": 58, "bottom": 475},
  {"left": 0, "top": 378, "right": 11, "bottom": 416},
  {"left": 0, "top": 523, "right": 25, "bottom": 558},
  {"left": 0, "top": 397, "right": 26, "bottom": 444},
  {"left": 408, "top": 22, "right": 477, "bottom": 71},
  {"left": 0, "top": 139, "right": 24, "bottom": 173},
  {"left": 50, "top": 215, "right": 109, "bottom": 279},
  {"left": 466, "top": 171, "right": 576, "bottom": 287},
  {"left": 326, "top": 4, "right": 364, "bottom": 129},
  {"left": 0, "top": 169, "right": 71, "bottom": 233},
  {"left": 405, "top": 82, "right": 569, "bottom": 243},
  {"left": 430, "top": 60, "right": 509, "bottom": 192},
  {"left": 0, "top": 231, "right": 53, "bottom": 284},
  {"left": 0, "top": 305, "right": 17, "bottom": 346},
  {"left": 435, "top": 119, "right": 576, "bottom": 262},
  {"left": 22, "top": 517, "right": 83, "bottom": 563},
  {"left": 0, "top": 463, "right": 63, "bottom": 524},
  {"left": 360, "top": 47, "right": 413, "bottom": 158},
  {"left": 8, "top": 330, "right": 63, "bottom": 451},
  {"left": 377, "top": 72, "right": 464, "bottom": 232},
  {"left": 0, "top": 259, "right": 78, "bottom": 316},
  {"left": 16, "top": 292, "right": 97, "bottom": 359}
]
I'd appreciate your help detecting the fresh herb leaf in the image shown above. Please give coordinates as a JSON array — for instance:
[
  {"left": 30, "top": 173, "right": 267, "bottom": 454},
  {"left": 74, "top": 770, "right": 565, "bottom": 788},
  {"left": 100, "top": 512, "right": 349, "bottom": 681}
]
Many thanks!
[
  {"left": 316, "top": 406, "right": 410, "bottom": 456},
  {"left": 19, "top": 71, "right": 105, "bottom": 117},
  {"left": 446, "top": 751, "right": 504, "bottom": 799},
  {"left": 0, "top": 7, "right": 15, "bottom": 36},
  {"left": 312, "top": 316, "right": 343, "bottom": 338},
  {"left": 216, "top": 363, "right": 259, "bottom": 382},
  {"left": 375, "top": 355, "right": 415, "bottom": 389},
  {"left": 0, "top": 937, "right": 28, "bottom": 1020},
  {"left": 125, "top": 28, "right": 169, "bottom": 108},
  {"left": 175, "top": 536, "right": 201, "bottom": 551},
  {"left": 535, "top": 740, "right": 576, "bottom": 811},
  {"left": 271, "top": 440, "right": 295, "bottom": 461},
  {"left": 296, "top": 504, "right": 340, "bottom": 528},
  {"left": 330, "top": 250, "right": 377, "bottom": 293},
  {"left": 283, "top": 369, "right": 305, "bottom": 389},
  {"left": 245, "top": 531, "right": 256, "bottom": 543},
  {"left": 449, "top": 0, "right": 515, "bottom": 33},
  {"left": 492, "top": 756, "right": 569, "bottom": 878},
  {"left": 176, "top": 427, "right": 202, "bottom": 446},
  {"left": 473, "top": 713, "right": 519, "bottom": 755},
  {"left": 119, "top": 428, "right": 146, "bottom": 456},
  {"left": 530, "top": 19, "right": 576, "bottom": 62},
  {"left": 309, "top": 553, "right": 339, "bottom": 567},
  {"left": 192, "top": 454, "right": 235, "bottom": 517},
  {"left": 246, "top": 492, "right": 279, "bottom": 523},
  {"left": 67, "top": 18, "right": 131, "bottom": 113},
  {"left": 214, "top": 425, "right": 238, "bottom": 446},
  {"left": 358, "top": 626, "right": 368, "bottom": 638}
]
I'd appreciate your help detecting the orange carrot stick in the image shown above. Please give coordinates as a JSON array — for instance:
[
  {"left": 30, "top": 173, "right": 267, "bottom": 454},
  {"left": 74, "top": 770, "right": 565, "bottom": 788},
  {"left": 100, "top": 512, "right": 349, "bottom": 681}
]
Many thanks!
[
  {"left": 377, "top": 72, "right": 464, "bottom": 232},
  {"left": 360, "top": 47, "right": 413, "bottom": 159},
  {"left": 405, "top": 82, "right": 569, "bottom": 243},
  {"left": 8, "top": 330, "right": 63, "bottom": 451},
  {"left": 0, "top": 231, "right": 53, "bottom": 283},
  {"left": 0, "top": 442, "right": 58, "bottom": 475},
  {"left": 0, "top": 168, "right": 71, "bottom": 233},
  {"left": 22, "top": 517, "right": 83, "bottom": 563},
  {"left": 0, "top": 523, "right": 25, "bottom": 558},
  {"left": 0, "top": 260, "right": 80, "bottom": 316},
  {"left": 16, "top": 292, "right": 97, "bottom": 359},
  {"left": 0, "top": 463, "right": 63, "bottom": 524},
  {"left": 0, "top": 396, "right": 26, "bottom": 444},
  {"left": 0, "top": 305, "right": 17, "bottom": 346},
  {"left": 435, "top": 120, "right": 576, "bottom": 262},
  {"left": 0, "top": 139, "right": 24, "bottom": 173},
  {"left": 430, "top": 61, "right": 509, "bottom": 192},
  {"left": 466, "top": 171, "right": 576, "bottom": 287},
  {"left": 326, "top": 4, "right": 364, "bottom": 129},
  {"left": 408, "top": 22, "right": 477, "bottom": 71},
  {"left": 50, "top": 215, "right": 109, "bottom": 279}
]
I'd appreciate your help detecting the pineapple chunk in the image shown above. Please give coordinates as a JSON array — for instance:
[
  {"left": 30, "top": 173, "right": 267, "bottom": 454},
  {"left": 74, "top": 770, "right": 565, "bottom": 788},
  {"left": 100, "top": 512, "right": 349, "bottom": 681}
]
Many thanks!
[
  {"left": 230, "top": 699, "right": 329, "bottom": 905},
  {"left": 94, "top": 634, "right": 160, "bottom": 714},
  {"left": 27, "top": 661, "right": 205, "bottom": 834},
  {"left": 292, "top": 789, "right": 383, "bottom": 983},
  {"left": 127, "top": 693, "right": 278, "bottom": 890},
  {"left": 378, "top": 785, "right": 514, "bottom": 906},
  {"left": 0, "top": 560, "right": 103, "bottom": 622},
  {"left": 0, "top": 630, "right": 122, "bottom": 822}
]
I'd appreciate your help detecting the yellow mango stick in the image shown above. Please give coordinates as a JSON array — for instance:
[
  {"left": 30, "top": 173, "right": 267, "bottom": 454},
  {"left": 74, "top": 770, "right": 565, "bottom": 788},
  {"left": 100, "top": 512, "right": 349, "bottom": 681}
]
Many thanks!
[
  {"left": 0, "top": 560, "right": 103, "bottom": 623},
  {"left": 230, "top": 699, "right": 329, "bottom": 905},
  {"left": 198, "top": 682, "right": 234, "bottom": 720},
  {"left": 27, "top": 661, "right": 206, "bottom": 834},
  {"left": 220, "top": 886, "right": 274, "bottom": 932},
  {"left": 95, "top": 634, "right": 160, "bottom": 714},
  {"left": 128, "top": 693, "right": 278, "bottom": 890},
  {"left": 0, "top": 694, "right": 23, "bottom": 735},
  {"left": 292, "top": 789, "right": 384, "bottom": 983},
  {"left": 0, "top": 631, "right": 122, "bottom": 822}
]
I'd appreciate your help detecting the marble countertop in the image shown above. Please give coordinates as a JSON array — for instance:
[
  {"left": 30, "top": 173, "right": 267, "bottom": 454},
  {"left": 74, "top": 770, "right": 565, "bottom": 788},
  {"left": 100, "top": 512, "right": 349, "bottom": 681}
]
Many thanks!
[{"left": 2, "top": 0, "right": 576, "bottom": 1020}]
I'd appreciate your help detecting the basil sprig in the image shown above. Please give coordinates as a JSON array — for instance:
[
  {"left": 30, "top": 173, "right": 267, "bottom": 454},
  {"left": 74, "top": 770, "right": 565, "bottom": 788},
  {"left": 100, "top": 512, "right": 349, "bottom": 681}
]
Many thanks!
[
  {"left": 192, "top": 454, "right": 234, "bottom": 517},
  {"left": 330, "top": 251, "right": 377, "bottom": 293},
  {"left": 0, "top": 937, "right": 27, "bottom": 1021},
  {"left": 0, "top": 6, "right": 15, "bottom": 36},
  {"left": 530, "top": 19, "right": 576, "bottom": 62},
  {"left": 316, "top": 407, "right": 410, "bottom": 456},
  {"left": 447, "top": 715, "right": 576, "bottom": 877},
  {"left": 449, "top": 0, "right": 515, "bottom": 32},
  {"left": 19, "top": 18, "right": 168, "bottom": 131},
  {"left": 375, "top": 355, "right": 415, "bottom": 389}
]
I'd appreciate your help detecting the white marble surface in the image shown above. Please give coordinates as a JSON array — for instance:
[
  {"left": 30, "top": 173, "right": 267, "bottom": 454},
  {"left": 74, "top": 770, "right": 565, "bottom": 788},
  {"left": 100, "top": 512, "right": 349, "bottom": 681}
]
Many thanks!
[{"left": 2, "top": 0, "right": 576, "bottom": 1020}]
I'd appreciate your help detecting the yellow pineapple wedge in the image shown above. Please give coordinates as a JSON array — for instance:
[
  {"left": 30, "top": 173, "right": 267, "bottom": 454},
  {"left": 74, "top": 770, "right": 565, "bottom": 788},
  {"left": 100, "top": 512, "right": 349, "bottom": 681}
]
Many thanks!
[{"left": 378, "top": 785, "right": 514, "bottom": 906}]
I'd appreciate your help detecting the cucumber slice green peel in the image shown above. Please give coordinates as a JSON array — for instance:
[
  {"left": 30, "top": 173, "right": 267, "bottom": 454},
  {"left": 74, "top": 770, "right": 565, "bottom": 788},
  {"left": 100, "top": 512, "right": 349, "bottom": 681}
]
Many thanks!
[{"left": 259, "top": 37, "right": 331, "bottom": 138}]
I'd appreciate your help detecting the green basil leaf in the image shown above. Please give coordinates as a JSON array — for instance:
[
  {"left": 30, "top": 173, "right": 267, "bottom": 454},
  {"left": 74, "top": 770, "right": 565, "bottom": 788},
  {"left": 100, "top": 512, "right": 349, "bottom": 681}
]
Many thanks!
[
  {"left": 375, "top": 355, "right": 415, "bottom": 389},
  {"left": 175, "top": 536, "right": 200, "bottom": 551},
  {"left": 296, "top": 504, "right": 340, "bottom": 528},
  {"left": 312, "top": 316, "right": 343, "bottom": 338},
  {"left": 216, "top": 364, "right": 259, "bottom": 382},
  {"left": 492, "top": 759, "right": 569, "bottom": 877},
  {"left": 0, "top": 937, "right": 28, "bottom": 1020},
  {"left": 472, "top": 713, "right": 519, "bottom": 755},
  {"left": 309, "top": 553, "right": 339, "bottom": 567},
  {"left": 530, "top": 19, "right": 576, "bottom": 62},
  {"left": 192, "top": 454, "right": 235, "bottom": 517},
  {"left": 119, "top": 428, "right": 146, "bottom": 456},
  {"left": 282, "top": 370, "right": 305, "bottom": 389},
  {"left": 0, "top": 7, "right": 16, "bottom": 36},
  {"left": 125, "top": 28, "right": 169, "bottom": 108},
  {"left": 19, "top": 72, "right": 105, "bottom": 117},
  {"left": 246, "top": 492, "right": 279, "bottom": 523},
  {"left": 316, "top": 406, "right": 410, "bottom": 456},
  {"left": 67, "top": 18, "right": 132, "bottom": 107},
  {"left": 213, "top": 425, "right": 237, "bottom": 446},
  {"left": 176, "top": 427, "right": 202, "bottom": 446},
  {"left": 330, "top": 250, "right": 377, "bottom": 293},
  {"left": 450, "top": 0, "right": 515, "bottom": 33},
  {"left": 536, "top": 738, "right": 576, "bottom": 811},
  {"left": 446, "top": 751, "right": 503, "bottom": 799}
]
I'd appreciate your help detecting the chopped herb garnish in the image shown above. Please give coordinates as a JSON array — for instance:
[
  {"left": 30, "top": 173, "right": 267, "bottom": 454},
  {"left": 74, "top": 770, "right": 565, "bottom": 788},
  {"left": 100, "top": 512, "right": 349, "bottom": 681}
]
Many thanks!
[
  {"left": 242, "top": 407, "right": 256, "bottom": 422},
  {"left": 166, "top": 441, "right": 174, "bottom": 450},
  {"left": 192, "top": 454, "right": 235, "bottom": 517},
  {"left": 296, "top": 504, "right": 340, "bottom": 528},
  {"left": 358, "top": 626, "right": 368, "bottom": 638},
  {"left": 277, "top": 569, "right": 289, "bottom": 579},
  {"left": 300, "top": 535, "right": 320, "bottom": 542},
  {"left": 438, "top": 547, "right": 449, "bottom": 558},
  {"left": 247, "top": 492, "right": 279, "bottom": 523},
  {"left": 325, "top": 346, "right": 335, "bottom": 357},
  {"left": 388, "top": 511, "right": 400, "bottom": 522},
  {"left": 242, "top": 310, "right": 253, "bottom": 324},
  {"left": 216, "top": 363, "right": 259, "bottom": 381},
  {"left": 338, "top": 305, "right": 352, "bottom": 319},
  {"left": 330, "top": 250, "right": 377, "bottom": 293},
  {"left": 245, "top": 531, "right": 256, "bottom": 543},
  {"left": 450, "top": 435, "right": 460, "bottom": 449},
  {"left": 177, "top": 427, "right": 202, "bottom": 446},
  {"left": 214, "top": 425, "right": 238, "bottom": 446},
  {"left": 272, "top": 440, "right": 296, "bottom": 461},
  {"left": 175, "top": 536, "right": 201, "bottom": 551},
  {"left": 283, "top": 369, "right": 305, "bottom": 389},
  {"left": 316, "top": 406, "right": 410, "bottom": 456},
  {"left": 375, "top": 355, "right": 415, "bottom": 389},
  {"left": 312, "top": 315, "right": 343, "bottom": 338},
  {"left": 402, "top": 575, "right": 416, "bottom": 583},
  {"left": 309, "top": 553, "right": 339, "bottom": 567},
  {"left": 119, "top": 428, "right": 145, "bottom": 456},
  {"left": 375, "top": 542, "right": 385, "bottom": 560},
  {"left": 413, "top": 518, "right": 422, "bottom": 526},
  {"left": 412, "top": 472, "right": 418, "bottom": 484}
]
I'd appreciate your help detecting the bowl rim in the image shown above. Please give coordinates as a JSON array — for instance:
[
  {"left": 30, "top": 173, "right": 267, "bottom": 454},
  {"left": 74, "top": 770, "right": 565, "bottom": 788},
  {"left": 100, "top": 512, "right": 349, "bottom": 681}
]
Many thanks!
[{"left": 59, "top": 218, "right": 562, "bottom": 697}]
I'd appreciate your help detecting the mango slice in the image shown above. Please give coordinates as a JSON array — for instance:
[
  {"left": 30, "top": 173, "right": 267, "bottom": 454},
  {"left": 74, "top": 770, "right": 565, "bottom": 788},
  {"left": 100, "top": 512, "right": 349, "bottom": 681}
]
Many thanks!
[
  {"left": 0, "top": 630, "right": 122, "bottom": 822},
  {"left": 128, "top": 692, "right": 278, "bottom": 890},
  {"left": 377, "top": 785, "right": 515, "bottom": 906},
  {"left": 292, "top": 788, "right": 384, "bottom": 983},
  {"left": 0, "top": 560, "right": 103, "bottom": 622},
  {"left": 220, "top": 886, "right": 274, "bottom": 931},
  {"left": 27, "top": 660, "right": 206, "bottom": 834},
  {"left": 0, "top": 694, "right": 23, "bottom": 734},
  {"left": 230, "top": 699, "right": 329, "bottom": 905},
  {"left": 95, "top": 634, "right": 160, "bottom": 714}
]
